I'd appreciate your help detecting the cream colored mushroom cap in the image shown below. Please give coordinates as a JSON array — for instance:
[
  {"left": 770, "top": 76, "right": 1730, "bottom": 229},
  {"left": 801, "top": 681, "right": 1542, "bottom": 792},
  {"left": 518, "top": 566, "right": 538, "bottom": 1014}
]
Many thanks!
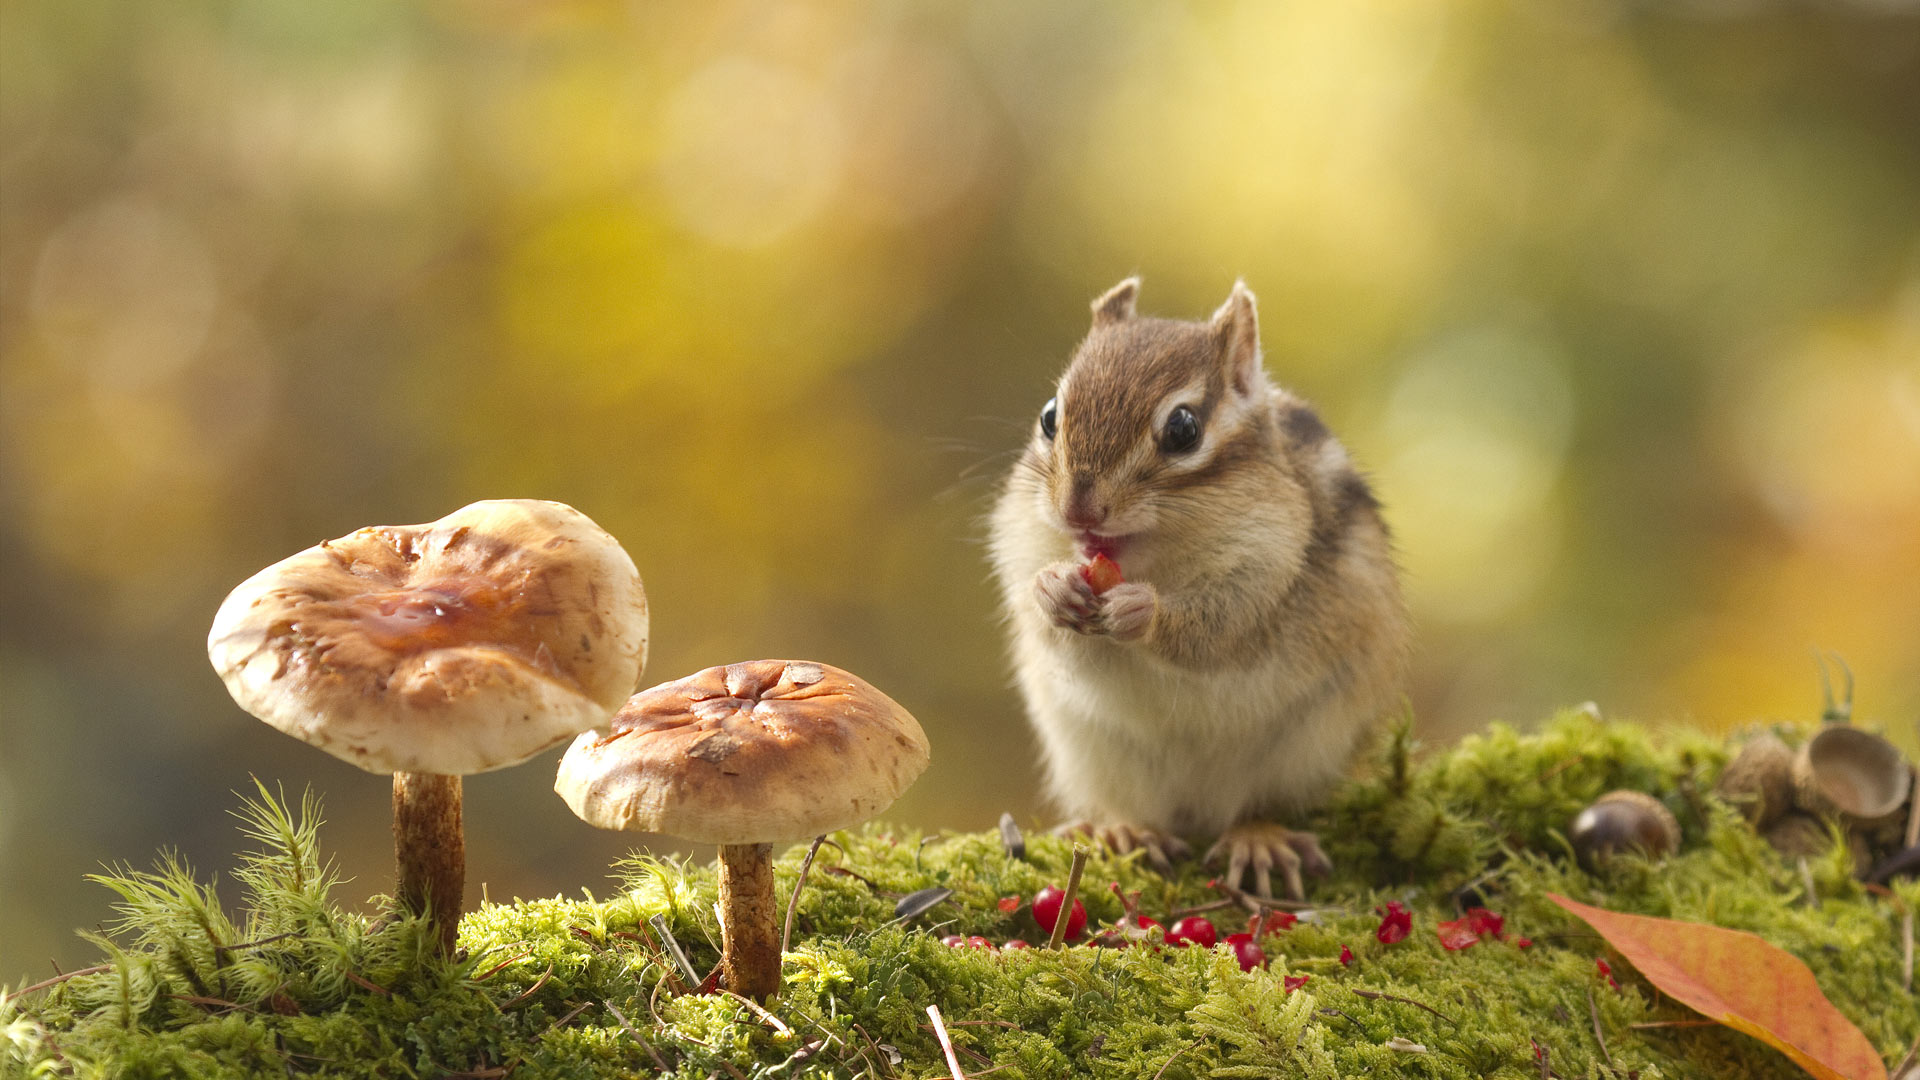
[
  {"left": 209, "top": 499, "right": 649, "bottom": 775},
  {"left": 555, "top": 660, "right": 930, "bottom": 845}
]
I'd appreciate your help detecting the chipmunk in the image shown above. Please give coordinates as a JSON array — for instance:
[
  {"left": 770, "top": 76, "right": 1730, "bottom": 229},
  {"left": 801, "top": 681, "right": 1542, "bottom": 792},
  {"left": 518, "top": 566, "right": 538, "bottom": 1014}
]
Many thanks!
[{"left": 988, "top": 278, "right": 1410, "bottom": 899}]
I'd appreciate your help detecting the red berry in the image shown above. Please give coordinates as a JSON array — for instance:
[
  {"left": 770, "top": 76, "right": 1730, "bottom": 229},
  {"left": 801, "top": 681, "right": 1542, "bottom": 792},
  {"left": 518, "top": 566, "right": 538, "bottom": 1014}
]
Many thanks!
[
  {"left": 1032, "top": 885, "right": 1087, "bottom": 942},
  {"left": 940, "top": 935, "right": 965, "bottom": 947},
  {"left": 1339, "top": 944, "right": 1355, "bottom": 967},
  {"left": 1002, "top": 939, "right": 1031, "bottom": 950},
  {"left": 967, "top": 936, "right": 997, "bottom": 951},
  {"left": 1225, "top": 933, "right": 1266, "bottom": 971},
  {"left": 1375, "top": 901, "right": 1412, "bottom": 944},
  {"left": 1283, "top": 973, "right": 1311, "bottom": 993},
  {"left": 1081, "top": 552, "right": 1125, "bottom": 595},
  {"left": 997, "top": 896, "right": 1021, "bottom": 913},
  {"left": 1166, "top": 916, "right": 1218, "bottom": 949}
]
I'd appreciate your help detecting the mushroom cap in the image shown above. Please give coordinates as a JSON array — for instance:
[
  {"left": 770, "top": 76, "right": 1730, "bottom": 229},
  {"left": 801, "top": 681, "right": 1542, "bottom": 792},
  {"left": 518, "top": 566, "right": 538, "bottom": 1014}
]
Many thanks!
[
  {"left": 209, "top": 499, "right": 649, "bottom": 776},
  {"left": 554, "top": 660, "right": 930, "bottom": 845}
]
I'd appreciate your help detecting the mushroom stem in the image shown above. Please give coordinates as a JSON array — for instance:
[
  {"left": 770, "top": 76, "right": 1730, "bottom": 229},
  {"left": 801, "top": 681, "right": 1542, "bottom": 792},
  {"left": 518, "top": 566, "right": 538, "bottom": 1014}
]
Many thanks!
[
  {"left": 393, "top": 771, "right": 465, "bottom": 954},
  {"left": 717, "top": 842, "right": 779, "bottom": 1000}
]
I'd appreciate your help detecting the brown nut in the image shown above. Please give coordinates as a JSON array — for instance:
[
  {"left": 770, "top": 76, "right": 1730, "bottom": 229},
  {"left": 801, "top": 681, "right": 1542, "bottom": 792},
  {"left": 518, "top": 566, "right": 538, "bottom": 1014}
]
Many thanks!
[
  {"left": 1570, "top": 789, "right": 1680, "bottom": 870},
  {"left": 1763, "top": 811, "right": 1832, "bottom": 859},
  {"left": 1790, "top": 726, "right": 1911, "bottom": 826},
  {"left": 1714, "top": 733, "right": 1795, "bottom": 830}
]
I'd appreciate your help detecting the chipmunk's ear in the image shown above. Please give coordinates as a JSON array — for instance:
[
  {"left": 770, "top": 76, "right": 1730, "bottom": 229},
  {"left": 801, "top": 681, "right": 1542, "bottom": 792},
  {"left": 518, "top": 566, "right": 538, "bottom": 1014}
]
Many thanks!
[
  {"left": 1090, "top": 277, "right": 1140, "bottom": 326},
  {"left": 1209, "top": 280, "right": 1263, "bottom": 397}
]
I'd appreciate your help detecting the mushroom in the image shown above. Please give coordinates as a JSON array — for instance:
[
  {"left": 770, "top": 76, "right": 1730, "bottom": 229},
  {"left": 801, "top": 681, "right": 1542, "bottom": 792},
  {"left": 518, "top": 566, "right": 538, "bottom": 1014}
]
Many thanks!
[
  {"left": 1791, "top": 725, "right": 1912, "bottom": 827},
  {"left": 209, "top": 499, "right": 649, "bottom": 952},
  {"left": 555, "top": 659, "right": 930, "bottom": 1000},
  {"left": 1569, "top": 790, "right": 1680, "bottom": 870}
]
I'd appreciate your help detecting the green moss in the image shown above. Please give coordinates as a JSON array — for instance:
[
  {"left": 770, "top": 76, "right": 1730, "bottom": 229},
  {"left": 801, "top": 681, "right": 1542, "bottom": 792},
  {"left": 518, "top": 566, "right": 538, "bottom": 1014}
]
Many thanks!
[{"left": 7, "top": 714, "right": 1915, "bottom": 1079}]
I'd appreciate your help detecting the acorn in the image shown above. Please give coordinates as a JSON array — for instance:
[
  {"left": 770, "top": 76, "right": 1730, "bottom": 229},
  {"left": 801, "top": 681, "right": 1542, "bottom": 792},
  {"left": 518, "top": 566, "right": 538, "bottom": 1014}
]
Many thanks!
[
  {"left": 1714, "top": 733, "right": 1795, "bottom": 830},
  {"left": 1570, "top": 790, "right": 1681, "bottom": 870},
  {"left": 1764, "top": 811, "right": 1832, "bottom": 860},
  {"left": 1790, "top": 725, "right": 1911, "bottom": 827}
]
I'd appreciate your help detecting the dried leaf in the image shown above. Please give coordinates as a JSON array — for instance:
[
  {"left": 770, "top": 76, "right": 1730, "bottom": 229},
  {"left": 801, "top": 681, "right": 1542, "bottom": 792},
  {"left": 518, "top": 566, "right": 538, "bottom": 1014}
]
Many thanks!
[{"left": 1546, "top": 893, "right": 1886, "bottom": 1080}]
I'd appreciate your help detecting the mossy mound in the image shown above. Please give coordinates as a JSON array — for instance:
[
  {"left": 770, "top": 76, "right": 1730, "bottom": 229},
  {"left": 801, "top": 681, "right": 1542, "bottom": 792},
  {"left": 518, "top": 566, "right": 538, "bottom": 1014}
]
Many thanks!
[{"left": 7, "top": 712, "right": 1916, "bottom": 1078}]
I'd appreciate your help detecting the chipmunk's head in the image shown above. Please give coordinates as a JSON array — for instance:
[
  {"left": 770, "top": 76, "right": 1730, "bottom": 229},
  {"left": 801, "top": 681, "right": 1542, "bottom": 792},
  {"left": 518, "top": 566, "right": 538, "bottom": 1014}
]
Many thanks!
[{"left": 1019, "top": 277, "right": 1284, "bottom": 562}]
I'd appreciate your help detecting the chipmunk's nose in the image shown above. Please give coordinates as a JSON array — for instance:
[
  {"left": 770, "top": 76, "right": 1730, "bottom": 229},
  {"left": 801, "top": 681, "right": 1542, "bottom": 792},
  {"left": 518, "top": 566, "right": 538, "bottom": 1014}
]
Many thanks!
[{"left": 1063, "top": 474, "right": 1108, "bottom": 531}]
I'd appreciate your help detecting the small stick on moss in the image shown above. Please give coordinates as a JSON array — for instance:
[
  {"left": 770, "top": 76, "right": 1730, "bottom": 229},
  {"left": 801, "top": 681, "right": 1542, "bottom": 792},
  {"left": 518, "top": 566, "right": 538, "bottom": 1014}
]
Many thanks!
[
  {"left": 648, "top": 913, "right": 701, "bottom": 988},
  {"left": 497, "top": 964, "right": 552, "bottom": 1010},
  {"left": 1903, "top": 907, "right": 1914, "bottom": 994},
  {"left": 343, "top": 971, "right": 390, "bottom": 996},
  {"left": 472, "top": 950, "right": 533, "bottom": 981},
  {"left": 717, "top": 988, "right": 793, "bottom": 1037},
  {"left": 1530, "top": 1035, "right": 1550, "bottom": 1079},
  {"left": 927, "top": 1004, "right": 969, "bottom": 1080},
  {"left": 1889, "top": 1036, "right": 1919, "bottom": 1080},
  {"left": 1049, "top": 845, "right": 1090, "bottom": 950},
  {"left": 781, "top": 835, "right": 827, "bottom": 957},
  {"left": 1798, "top": 857, "right": 1820, "bottom": 909},
  {"left": 1152, "top": 1039, "right": 1202, "bottom": 1080},
  {"left": 540, "top": 1002, "right": 592, "bottom": 1036},
  {"left": 0, "top": 964, "right": 111, "bottom": 1003},
  {"left": 1350, "top": 988, "right": 1455, "bottom": 1026},
  {"left": 1627, "top": 1019, "right": 1717, "bottom": 1030},
  {"left": 603, "top": 1000, "right": 670, "bottom": 1073},
  {"left": 1587, "top": 989, "right": 1612, "bottom": 1068}
]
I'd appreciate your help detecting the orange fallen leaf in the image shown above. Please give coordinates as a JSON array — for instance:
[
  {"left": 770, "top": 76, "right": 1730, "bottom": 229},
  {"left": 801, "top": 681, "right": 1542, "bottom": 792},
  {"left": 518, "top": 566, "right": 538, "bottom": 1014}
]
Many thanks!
[{"left": 1546, "top": 893, "right": 1886, "bottom": 1080}]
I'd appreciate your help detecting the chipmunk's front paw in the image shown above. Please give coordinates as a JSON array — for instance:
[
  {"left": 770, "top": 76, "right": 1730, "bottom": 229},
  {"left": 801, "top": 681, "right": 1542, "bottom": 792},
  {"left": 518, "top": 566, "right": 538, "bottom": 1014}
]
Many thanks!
[
  {"left": 1098, "top": 582, "right": 1157, "bottom": 642},
  {"left": 1034, "top": 562, "right": 1101, "bottom": 634}
]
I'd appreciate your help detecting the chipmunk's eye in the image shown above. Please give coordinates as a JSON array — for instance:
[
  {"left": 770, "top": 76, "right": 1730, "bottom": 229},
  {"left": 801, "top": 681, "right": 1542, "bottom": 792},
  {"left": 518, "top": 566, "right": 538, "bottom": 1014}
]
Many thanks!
[
  {"left": 1160, "top": 404, "right": 1201, "bottom": 453},
  {"left": 1039, "top": 397, "right": 1058, "bottom": 441}
]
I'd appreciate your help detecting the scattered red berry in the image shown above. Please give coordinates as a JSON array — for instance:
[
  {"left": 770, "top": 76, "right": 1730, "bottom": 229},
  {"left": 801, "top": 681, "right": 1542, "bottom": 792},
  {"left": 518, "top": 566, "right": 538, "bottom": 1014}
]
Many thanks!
[
  {"left": 1225, "top": 933, "right": 1267, "bottom": 971},
  {"left": 1596, "top": 957, "right": 1619, "bottom": 990},
  {"left": 1375, "top": 902, "right": 1412, "bottom": 944},
  {"left": 940, "top": 935, "right": 966, "bottom": 947},
  {"left": 1435, "top": 916, "right": 1481, "bottom": 951},
  {"left": 1032, "top": 885, "right": 1087, "bottom": 943},
  {"left": 1283, "top": 973, "right": 1311, "bottom": 993},
  {"left": 1513, "top": 937, "right": 1533, "bottom": 949},
  {"left": 1166, "top": 916, "right": 1218, "bottom": 949},
  {"left": 997, "top": 895, "right": 1021, "bottom": 914},
  {"left": 1339, "top": 944, "right": 1355, "bottom": 967},
  {"left": 1254, "top": 911, "right": 1297, "bottom": 935},
  {"left": 1002, "top": 939, "right": 1031, "bottom": 950},
  {"left": 967, "top": 936, "right": 997, "bottom": 951},
  {"left": 1462, "top": 907, "right": 1505, "bottom": 939},
  {"left": 1081, "top": 552, "right": 1124, "bottom": 595}
]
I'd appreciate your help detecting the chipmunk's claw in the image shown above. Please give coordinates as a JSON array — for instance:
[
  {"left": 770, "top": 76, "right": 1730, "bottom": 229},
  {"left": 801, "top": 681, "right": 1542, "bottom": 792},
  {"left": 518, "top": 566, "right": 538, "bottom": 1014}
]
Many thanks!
[
  {"left": 1205, "top": 822, "right": 1330, "bottom": 901},
  {"left": 1055, "top": 820, "right": 1191, "bottom": 873}
]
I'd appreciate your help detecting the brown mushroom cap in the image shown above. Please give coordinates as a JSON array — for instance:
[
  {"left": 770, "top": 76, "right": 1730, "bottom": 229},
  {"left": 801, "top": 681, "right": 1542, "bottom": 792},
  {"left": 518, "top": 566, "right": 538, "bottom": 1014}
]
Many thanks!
[
  {"left": 555, "top": 660, "right": 930, "bottom": 845},
  {"left": 209, "top": 499, "right": 649, "bottom": 776}
]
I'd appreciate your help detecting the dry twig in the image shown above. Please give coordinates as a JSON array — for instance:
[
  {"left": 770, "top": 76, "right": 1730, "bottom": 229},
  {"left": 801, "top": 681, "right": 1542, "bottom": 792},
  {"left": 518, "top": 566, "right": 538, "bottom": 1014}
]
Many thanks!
[
  {"left": 1587, "top": 989, "right": 1612, "bottom": 1068},
  {"left": 1048, "top": 847, "right": 1089, "bottom": 951},
  {"left": 781, "top": 835, "right": 826, "bottom": 957},
  {"left": 0, "top": 965, "right": 111, "bottom": 1003},
  {"left": 602, "top": 1000, "right": 670, "bottom": 1073},
  {"left": 716, "top": 988, "right": 792, "bottom": 1037},
  {"left": 1350, "top": 988, "right": 1455, "bottom": 1026},
  {"left": 926, "top": 1004, "right": 968, "bottom": 1080},
  {"left": 1152, "top": 1039, "right": 1202, "bottom": 1080}
]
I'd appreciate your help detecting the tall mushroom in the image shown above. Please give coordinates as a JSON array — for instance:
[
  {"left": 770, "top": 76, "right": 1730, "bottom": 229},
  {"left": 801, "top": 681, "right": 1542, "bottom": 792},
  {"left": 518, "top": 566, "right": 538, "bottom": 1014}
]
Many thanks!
[
  {"left": 554, "top": 659, "right": 929, "bottom": 1000},
  {"left": 208, "top": 499, "right": 648, "bottom": 953}
]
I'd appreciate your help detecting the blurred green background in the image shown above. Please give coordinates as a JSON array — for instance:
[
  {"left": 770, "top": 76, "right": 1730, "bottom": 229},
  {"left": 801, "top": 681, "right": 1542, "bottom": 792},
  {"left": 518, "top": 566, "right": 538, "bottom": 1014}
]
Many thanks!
[{"left": 3, "top": 0, "right": 1917, "bottom": 985}]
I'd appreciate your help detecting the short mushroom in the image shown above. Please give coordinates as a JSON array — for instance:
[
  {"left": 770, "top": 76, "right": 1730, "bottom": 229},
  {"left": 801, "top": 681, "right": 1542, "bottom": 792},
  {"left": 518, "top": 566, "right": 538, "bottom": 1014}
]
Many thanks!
[
  {"left": 555, "top": 659, "right": 930, "bottom": 1000},
  {"left": 209, "top": 499, "right": 649, "bottom": 953}
]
